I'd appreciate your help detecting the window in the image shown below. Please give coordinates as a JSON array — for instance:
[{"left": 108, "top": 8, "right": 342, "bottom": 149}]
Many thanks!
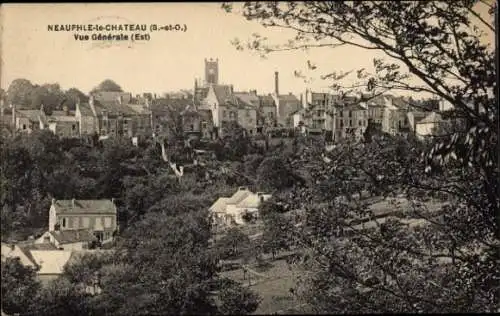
[
  {"left": 349, "top": 111, "right": 353, "bottom": 118},
  {"left": 246, "top": 110, "right": 250, "bottom": 117},
  {"left": 62, "top": 217, "right": 67, "bottom": 228},
  {"left": 201, "top": 121, "right": 207, "bottom": 130},
  {"left": 82, "top": 217, "right": 90, "bottom": 228},
  {"left": 104, "top": 217, "right": 112, "bottom": 228},
  {"left": 72, "top": 124, "right": 76, "bottom": 131},
  {"left": 349, "top": 120, "right": 353, "bottom": 127},
  {"left": 223, "top": 110, "right": 227, "bottom": 118},
  {"left": 104, "top": 232, "right": 111, "bottom": 240},
  {"left": 359, "top": 120, "right": 362, "bottom": 127},
  {"left": 95, "top": 217, "right": 102, "bottom": 229},
  {"left": 190, "top": 124, "right": 194, "bottom": 131},
  {"left": 340, "top": 120, "right": 344, "bottom": 128},
  {"left": 22, "top": 124, "right": 27, "bottom": 130},
  {"left": 339, "top": 111, "right": 343, "bottom": 117}
]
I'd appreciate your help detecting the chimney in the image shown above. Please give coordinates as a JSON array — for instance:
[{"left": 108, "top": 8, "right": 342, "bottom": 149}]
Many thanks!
[{"left": 274, "top": 71, "right": 279, "bottom": 96}]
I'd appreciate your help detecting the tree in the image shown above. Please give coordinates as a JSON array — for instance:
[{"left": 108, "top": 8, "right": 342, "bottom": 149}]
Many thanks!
[
  {"left": 225, "top": 1, "right": 498, "bottom": 313},
  {"left": 1, "top": 257, "right": 41, "bottom": 315},
  {"left": 6, "top": 78, "right": 35, "bottom": 106},
  {"left": 261, "top": 211, "right": 295, "bottom": 260},
  {"left": 216, "top": 227, "right": 251, "bottom": 259},
  {"left": 218, "top": 280, "right": 261, "bottom": 315},
  {"left": 64, "top": 88, "right": 89, "bottom": 110},
  {"left": 91, "top": 79, "right": 124, "bottom": 93},
  {"left": 256, "top": 156, "right": 296, "bottom": 191}
]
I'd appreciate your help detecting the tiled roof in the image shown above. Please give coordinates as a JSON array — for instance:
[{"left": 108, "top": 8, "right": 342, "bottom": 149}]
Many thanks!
[
  {"left": 278, "top": 94, "right": 300, "bottom": 103},
  {"left": 52, "top": 110, "right": 76, "bottom": 116},
  {"left": 93, "top": 101, "right": 138, "bottom": 116},
  {"left": 52, "top": 199, "right": 116, "bottom": 215},
  {"left": 417, "top": 112, "right": 443, "bottom": 124},
  {"left": 127, "top": 104, "right": 151, "bottom": 115},
  {"left": 1, "top": 243, "right": 38, "bottom": 267},
  {"left": 78, "top": 103, "right": 95, "bottom": 116},
  {"left": 30, "top": 250, "right": 73, "bottom": 275},
  {"left": 236, "top": 193, "right": 272, "bottom": 209},
  {"left": 92, "top": 91, "right": 132, "bottom": 104},
  {"left": 47, "top": 115, "right": 76, "bottom": 123},
  {"left": 50, "top": 229, "right": 97, "bottom": 245},
  {"left": 226, "top": 188, "right": 252, "bottom": 205},
  {"left": 259, "top": 95, "right": 276, "bottom": 107},
  {"left": 209, "top": 197, "right": 229, "bottom": 214},
  {"left": 234, "top": 92, "right": 260, "bottom": 108},
  {"left": 212, "top": 85, "right": 239, "bottom": 106},
  {"left": 16, "top": 110, "right": 41, "bottom": 122}
]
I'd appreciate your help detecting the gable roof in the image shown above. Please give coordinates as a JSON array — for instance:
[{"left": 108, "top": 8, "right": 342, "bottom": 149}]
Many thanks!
[
  {"left": 1, "top": 243, "right": 38, "bottom": 267},
  {"left": 226, "top": 188, "right": 252, "bottom": 205},
  {"left": 52, "top": 199, "right": 116, "bottom": 215},
  {"left": 50, "top": 229, "right": 97, "bottom": 245},
  {"left": 278, "top": 94, "right": 300, "bottom": 103},
  {"left": 30, "top": 250, "right": 73, "bottom": 275},
  {"left": 212, "top": 85, "right": 239, "bottom": 106},
  {"left": 92, "top": 91, "right": 132, "bottom": 104},
  {"left": 93, "top": 101, "right": 138, "bottom": 116},
  {"left": 77, "top": 103, "right": 95, "bottom": 116},
  {"left": 259, "top": 95, "right": 276, "bottom": 107},
  {"left": 16, "top": 110, "right": 41, "bottom": 122},
  {"left": 236, "top": 193, "right": 272, "bottom": 209},
  {"left": 234, "top": 92, "right": 260, "bottom": 108},
  {"left": 209, "top": 197, "right": 229, "bottom": 214},
  {"left": 417, "top": 112, "right": 443, "bottom": 124}
]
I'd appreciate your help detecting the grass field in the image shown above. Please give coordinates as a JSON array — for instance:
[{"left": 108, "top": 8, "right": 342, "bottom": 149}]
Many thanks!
[{"left": 221, "top": 258, "right": 302, "bottom": 314}]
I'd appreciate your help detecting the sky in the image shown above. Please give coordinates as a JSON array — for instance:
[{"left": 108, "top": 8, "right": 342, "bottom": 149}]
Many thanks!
[{"left": 0, "top": 2, "right": 495, "bottom": 97}]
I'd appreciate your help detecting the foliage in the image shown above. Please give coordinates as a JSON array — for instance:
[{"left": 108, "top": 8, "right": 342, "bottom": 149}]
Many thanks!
[
  {"left": 1, "top": 257, "right": 41, "bottom": 315},
  {"left": 256, "top": 156, "right": 296, "bottom": 191},
  {"left": 218, "top": 279, "right": 262, "bottom": 315},
  {"left": 91, "top": 79, "right": 124, "bottom": 93},
  {"left": 225, "top": 1, "right": 498, "bottom": 313},
  {"left": 215, "top": 227, "right": 251, "bottom": 260},
  {"left": 261, "top": 211, "right": 296, "bottom": 259}
]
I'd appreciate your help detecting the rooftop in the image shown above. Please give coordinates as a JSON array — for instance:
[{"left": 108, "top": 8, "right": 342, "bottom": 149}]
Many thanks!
[
  {"left": 30, "top": 250, "right": 73, "bottom": 275},
  {"left": 52, "top": 199, "right": 116, "bottom": 215}
]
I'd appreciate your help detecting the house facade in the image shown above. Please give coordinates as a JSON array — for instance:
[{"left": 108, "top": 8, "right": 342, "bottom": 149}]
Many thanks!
[
  {"left": 48, "top": 199, "right": 118, "bottom": 244},
  {"left": 332, "top": 102, "right": 368, "bottom": 142},
  {"left": 210, "top": 187, "right": 272, "bottom": 226}
]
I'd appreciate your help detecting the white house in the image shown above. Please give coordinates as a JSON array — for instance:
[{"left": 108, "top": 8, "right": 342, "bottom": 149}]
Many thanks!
[
  {"left": 415, "top": 112, "right": 445, "bottom": 139},
  {"left": 35, "top": 229, "right": 97, "bottom": 251},
  {"left": 209, "top": 187, "right": 272, "bottom": 226}
]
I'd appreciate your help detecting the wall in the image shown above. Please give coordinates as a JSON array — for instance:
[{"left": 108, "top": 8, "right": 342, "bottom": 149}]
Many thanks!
[
  {"left": 55, "top": 213, "right": 116, "bottom": 236},
  {"left": 51, "top": 121, "right": 79, "bottom": 138},
  {"left": 237, "top": 108, "right": 257, "bottom": 135},
  {"left": 415, "top": 122, "right": 435, "bottom": 139}
]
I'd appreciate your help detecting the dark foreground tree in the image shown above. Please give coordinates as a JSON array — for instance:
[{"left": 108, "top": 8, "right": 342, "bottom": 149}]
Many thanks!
[{"left": 224, "top": 1, "right": 498, "bottom": 313}]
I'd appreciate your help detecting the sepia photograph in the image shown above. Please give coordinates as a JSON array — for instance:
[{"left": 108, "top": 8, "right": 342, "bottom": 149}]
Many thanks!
[{"left": 0, "top": 1, "right": 498, "bottom": 315}]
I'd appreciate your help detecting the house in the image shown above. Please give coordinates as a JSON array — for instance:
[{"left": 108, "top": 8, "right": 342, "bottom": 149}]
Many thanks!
[
  {"left": 14, "top": 108, "right": 43, "bottom": 133},
  {"left": 75, "top": 101, "right": 99, "bottom": 136},
  {"left": 47, "top": 199, "right": 118, "bottom": 244},
  {"left": 257, "top": 94, "right": 277, "bottom": 131},
  {"left": 89, "top": 92, "right": 152, "bottom": 138},
  {"left": 40, "top": 106, "right": 80, "bottom": 138},
  {"left": 210, "top": 187, "right": 272, "bottom": 226},
  {"left": 381, "top": 96, "right": 411, "bottom": 136},
  {"left": 332, "top": 100, "right": 368, "bottom": 142},
  {"left": 204, "top": 84, "right": 258, "bottom": 136},
  {"left": 181, "top": 103, "right": 214, "bottom": 140},
  {"left": 0, "top": 105, "right": 14, "bottom": 137},
  {"left": 415, "top": 112, "right": 446, "bottom": 139},
  {"left": 407, "top": 111, "right": 430, "bottom": 135},
  {"left": 1, "top": 242, "right": 38, "bottom": 268},
  {"left": 271, "top": 72, "right": 301, "bottom": 127},
  {"left": 36, "top": 229, "right": 97, "bottom": 251}
]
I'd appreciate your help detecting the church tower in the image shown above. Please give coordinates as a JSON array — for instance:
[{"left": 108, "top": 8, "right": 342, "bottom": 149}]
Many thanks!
[{"left": 204, "top": 58, "right": 219, "bottom": 86}]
